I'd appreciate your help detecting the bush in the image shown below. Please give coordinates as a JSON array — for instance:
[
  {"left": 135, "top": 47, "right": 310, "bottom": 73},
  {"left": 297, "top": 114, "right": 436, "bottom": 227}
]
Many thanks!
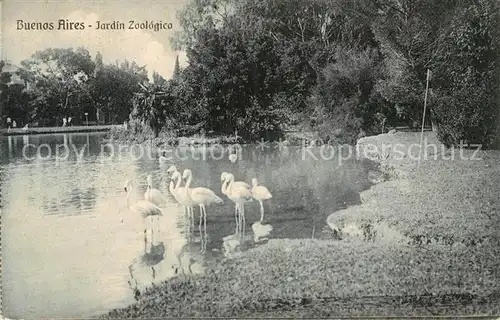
[
  {"left": 108, "top": 116, "right": 156, "bottom": 144},
  {"left": 307, "top": 48, "right": 383, "bottom": 144},
  {"left": 432, "top": 0, "right": 500, "bottom": 149}
]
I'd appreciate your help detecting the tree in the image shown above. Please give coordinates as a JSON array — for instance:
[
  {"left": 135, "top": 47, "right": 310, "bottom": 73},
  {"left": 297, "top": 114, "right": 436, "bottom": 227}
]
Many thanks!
[
  {"left": 166, "top": 0, "right": 499, "bottom": 145},
  {"left": 86, "top": 57, "right": 148, "bottom": 124},
  {"left": 370, "top": 0, "right": 462, "bottom": 128},
  {"left": 152, "top": 71, "right": 167, "bottom": 86},
  {"left": 182, "top": 12, "right": 293, "bottom": 140},
  {"left": 172, "top": 55, "right": 181, "bottom": 80},
  {"left": 170, "top": 0, "right": 233, "bottom": 51},
  {"left": 3, "top": 84, "right": 34, "bottom": 127},
  {"left": 0, "top": 60, "right": 12, "bottom": 127},
  {"left": 431, "top": 0, "right": 500, "bottom": 148},
  {"left": 131, "top": 81, "right": 172, "bottom": 138},
  {"left": 21, "top": 48, "right": 95, "bottom": 125},
  {"left": 308, "top": 47, "right": 384, "bottom": 143}
]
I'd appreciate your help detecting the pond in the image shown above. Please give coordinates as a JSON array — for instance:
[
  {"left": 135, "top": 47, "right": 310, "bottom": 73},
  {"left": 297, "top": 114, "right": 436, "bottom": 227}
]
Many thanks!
[{"left": 0, "top": 132, "right": 373, "bottom": 319}]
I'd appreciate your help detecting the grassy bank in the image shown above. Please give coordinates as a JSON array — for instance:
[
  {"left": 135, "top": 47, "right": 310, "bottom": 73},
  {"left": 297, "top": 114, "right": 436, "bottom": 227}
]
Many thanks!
[
  {"left": 101, "top": 131, "right": 500, "bottom": 318},
  {"left": 328, "top": 132, "right": 500, "bottom": 246},
  {"left": 0, "top": 124, "right": 121, "bottom": 136},
  {"left": 102, "top": 239, "right": 499, "bottom": 318}
]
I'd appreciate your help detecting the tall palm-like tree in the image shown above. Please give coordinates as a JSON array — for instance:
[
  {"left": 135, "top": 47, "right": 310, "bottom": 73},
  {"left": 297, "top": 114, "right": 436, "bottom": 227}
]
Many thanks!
[{"left": 132, "top": 82, "right": 168, "bottom": 138}]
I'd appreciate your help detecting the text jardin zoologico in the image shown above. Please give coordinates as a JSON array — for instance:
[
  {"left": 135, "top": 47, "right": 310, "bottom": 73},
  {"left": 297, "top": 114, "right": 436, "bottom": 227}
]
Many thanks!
[{"left": 16, "top": 19, "right": 173, "bottom": 32}]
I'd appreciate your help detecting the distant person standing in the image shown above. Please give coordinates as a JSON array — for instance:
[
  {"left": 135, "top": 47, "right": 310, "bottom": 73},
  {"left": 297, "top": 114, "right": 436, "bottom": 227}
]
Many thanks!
[
  {"left": 12, "top": 120, "right": 17, "bottom": 128},
  {"left": 68, "top": 117, "right": 72, "bottom": 126},
  {"left": 6, "top": 117, "right": 12, "bottom": 129},
  {"left": 62, "top": 117, "right": 67, "bottom": 127}
]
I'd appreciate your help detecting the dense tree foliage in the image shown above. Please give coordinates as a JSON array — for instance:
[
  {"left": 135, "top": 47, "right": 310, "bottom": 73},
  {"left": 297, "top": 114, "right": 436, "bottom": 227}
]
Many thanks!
[
  {"left": 430, "top": 0, "right": 500, "bottom": 147},
  {"left": 1, "top": 49, "right": 148, "bottom": 127},
  {"left": 167, "top": 0, "right": 499, "bottom": 146},
  {"left": 0, "top": 61, "right": 12, "bottom": 128},
  {"left": 2, "top": 0, "right": 499, "bottom": 147}
]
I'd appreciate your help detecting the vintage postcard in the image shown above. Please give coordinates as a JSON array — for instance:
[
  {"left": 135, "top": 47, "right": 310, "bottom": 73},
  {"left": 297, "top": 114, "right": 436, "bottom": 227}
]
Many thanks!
[{"left": 1, "top": 0, "right": 499, "bottom": 318}]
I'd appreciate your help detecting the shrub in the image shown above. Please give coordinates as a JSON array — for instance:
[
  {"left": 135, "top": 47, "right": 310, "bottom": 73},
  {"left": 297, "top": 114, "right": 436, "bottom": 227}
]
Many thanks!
[
  {"left": 307, "top": 48, "right": 383, "bottom": 144},
  {"left": 432, "top": 0, "right": 500, "bottom": 149}
]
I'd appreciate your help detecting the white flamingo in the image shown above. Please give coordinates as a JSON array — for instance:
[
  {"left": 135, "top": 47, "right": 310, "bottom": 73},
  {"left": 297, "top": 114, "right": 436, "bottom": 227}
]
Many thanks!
[
  {"left": 220, "top": 172, "right": 248, "bottom": 231},
  {"left": 182, "top": 169, "right": 223, "bottom": 251},
  {"left": 144, "top": 174, "right": 165, "bottom": 232},
  {"left": 251, "top": 178, "right": 273, "bottom": 222},
  {"left": 159, "top": 151, "right": 169, "bottom": 166},
  {"left": 124, "top": 179, "right": 163, "bottom": 250},
  {"left": 168, "top": 165, "right": 194, "bottom": 228},
  {"left": 170, "top": 171, "right": 195, "bottom": 232},
  {"left": 166, "top": 165, "right": 178, "bottom": 177},
  {"left": 144, "top": 174, "right": 165, "bottom": 206},
  {"left": 221, "top": 172, "right": 252, "bottom": 234},
  {"left": 229, "top": 153, "right": 238, "bottom": 163},
  {"left": 221, "top": 172, "right": 251, "bottom": 191},
  {"left": 169, "top": 172, "right": 180, "bottom": 202}
]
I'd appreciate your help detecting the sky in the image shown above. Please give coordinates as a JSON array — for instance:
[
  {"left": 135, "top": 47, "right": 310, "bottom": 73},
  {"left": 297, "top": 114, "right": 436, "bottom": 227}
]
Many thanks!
[{"left": 1, "top": 0, "right": 190, "bottom": 79}]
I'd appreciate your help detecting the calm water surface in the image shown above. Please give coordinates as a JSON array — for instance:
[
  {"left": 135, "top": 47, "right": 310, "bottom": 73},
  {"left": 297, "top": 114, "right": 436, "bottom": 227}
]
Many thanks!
[{"left": 0, "top": 132, "right": 372, "bottom": 319}]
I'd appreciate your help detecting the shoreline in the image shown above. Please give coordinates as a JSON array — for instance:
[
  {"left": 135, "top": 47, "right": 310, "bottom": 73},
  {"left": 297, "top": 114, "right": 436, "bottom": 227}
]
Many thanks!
[
  {"left": 326, "top": 131, "right": 500, "bottom": 245},
  {"left": 0, "top": 124, "right": 122, "bottom": 136},
  {"left": 101, "top": 131, "right": 500, "bottom": 318}
]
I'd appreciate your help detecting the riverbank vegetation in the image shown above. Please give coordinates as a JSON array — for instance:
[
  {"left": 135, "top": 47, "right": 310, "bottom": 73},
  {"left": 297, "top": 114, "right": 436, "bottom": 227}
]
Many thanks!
[{"left": 2, "top": 0, "right": 499, "bottom": 147}]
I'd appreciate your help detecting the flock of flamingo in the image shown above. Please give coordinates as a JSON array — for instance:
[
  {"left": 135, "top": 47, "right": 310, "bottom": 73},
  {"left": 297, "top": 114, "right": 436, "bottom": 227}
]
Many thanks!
[{"left": 123, "top": 153, "right": 274, "bottom": 253}]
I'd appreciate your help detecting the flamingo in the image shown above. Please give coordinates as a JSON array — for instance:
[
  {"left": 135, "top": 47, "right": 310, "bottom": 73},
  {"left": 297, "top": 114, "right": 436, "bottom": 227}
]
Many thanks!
[
  {"left": 124, "top": 179, "right": 163, "bottom": 250},
  {"left": 170, "top": 171, "right": 195, "bottom": 232},
  {"left": 158, "top": 153, "right": 170, "bottom": 190},
  {"left": 159, "top": 151, "right": 169, "bottom": 166},
  {"left": 144, "top": 174, "right": 165, "bottom": 232},
  {"left": 144, "top": 174, "right": 165, "bottom": 206},
  {"left": 221, "top": 172, "right": 252, "bottom": 234},
  {"left": 169, "top": 172, "right": 180, "bottom": 202},
  {"left": 220, "top": 172, "right": 238, "bottom": 231},
  {"left": 221, "top": 172, "right": 251, "bottom": 190},
  {"left": 166, "top": 165, "right": 178, "bottom": 177},
  {"left": 220, "top": 172, "right": 249, "bottom": 230},
  {"left": 221, "top": 172, "right": 253, "bottom": 226},
  {"left": 251, "top": 178, "right": 272, "bottom": 222},
  {"left": 229, "top": 153, "right": 238, "bottom": 163},
  {"left": 168, "top": 165, "right": 194, "bottom": 229},
  {"left": 169, "top": 171, "right": 182, "bottom": 206},
  {"left": 182, "top": 169, "right": 223, "bottom": 250}
]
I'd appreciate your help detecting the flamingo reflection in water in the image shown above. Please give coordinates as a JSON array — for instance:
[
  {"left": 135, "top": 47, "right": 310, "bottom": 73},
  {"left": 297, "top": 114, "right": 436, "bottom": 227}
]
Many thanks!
[
  {"left": 128, "top": 237, "right": 204, "bottom": 299},
  {"left": 128, "top": 241, "right": 165, "bottom": 296}
]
